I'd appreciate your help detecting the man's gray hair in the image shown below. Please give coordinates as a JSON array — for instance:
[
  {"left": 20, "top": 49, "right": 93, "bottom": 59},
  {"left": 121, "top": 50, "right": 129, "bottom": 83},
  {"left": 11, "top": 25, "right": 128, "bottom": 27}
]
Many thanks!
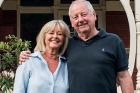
[{"left": 68, "top": 0, "right": 94, "bottom": 16}]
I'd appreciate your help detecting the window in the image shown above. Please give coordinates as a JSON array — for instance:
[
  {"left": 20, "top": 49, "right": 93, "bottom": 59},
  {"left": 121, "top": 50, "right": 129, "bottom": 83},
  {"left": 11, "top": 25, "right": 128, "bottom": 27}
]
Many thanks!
[
  {"left": 20, "top": 0, "right": 53, "bottom": 6},
  {"left": 61, "top": 0, "right": 99, "bottom": 4},
  {"left": 20, "top": 13, "right": 54, "bottom": 51}
]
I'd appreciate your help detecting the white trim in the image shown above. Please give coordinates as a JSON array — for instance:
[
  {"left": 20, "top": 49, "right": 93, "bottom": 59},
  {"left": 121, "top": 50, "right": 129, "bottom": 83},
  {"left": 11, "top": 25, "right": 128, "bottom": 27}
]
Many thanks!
[
  {"left": 120, "top": 0, "right": 136, "bottom": 76},
  {"left": 135, "top": 0, "right": 140, "bottom": 91},
  {"left": 0, "top": 0, "right": 4, "bottom": 7}
]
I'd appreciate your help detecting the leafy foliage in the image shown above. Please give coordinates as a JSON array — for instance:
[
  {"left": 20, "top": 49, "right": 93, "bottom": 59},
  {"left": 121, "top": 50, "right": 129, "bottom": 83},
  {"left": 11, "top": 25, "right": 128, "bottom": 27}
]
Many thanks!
[{"left": 0, "top": 35, "right": 31, "bottom": 93}]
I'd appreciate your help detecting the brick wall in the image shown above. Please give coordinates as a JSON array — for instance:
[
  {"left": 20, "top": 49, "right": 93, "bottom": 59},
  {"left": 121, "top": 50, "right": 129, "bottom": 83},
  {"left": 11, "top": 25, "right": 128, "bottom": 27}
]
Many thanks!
[
  {"left": 106, "top": 11, "right": 130, "bottom": 48},
  {"left": 0, "top": 9, "right": 17, "bottom": 41},
  {"left": 0, "top": 8, "right": 2, "bottom": 25}
]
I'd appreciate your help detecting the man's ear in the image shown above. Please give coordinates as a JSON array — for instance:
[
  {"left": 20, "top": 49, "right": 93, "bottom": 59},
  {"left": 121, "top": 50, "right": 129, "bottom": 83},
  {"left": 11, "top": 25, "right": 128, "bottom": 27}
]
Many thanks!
[
  {"left": 93, "top": 11, "right": 97, "bottom": 20},
  {"left": 71, "top": 23, "right": 74, "bottom": 28}
]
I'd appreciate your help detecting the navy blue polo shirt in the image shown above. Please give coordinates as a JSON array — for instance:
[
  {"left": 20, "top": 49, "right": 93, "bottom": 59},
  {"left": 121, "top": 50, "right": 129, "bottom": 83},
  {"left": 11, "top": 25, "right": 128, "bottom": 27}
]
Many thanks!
[{"left": 65, "top": 28, "right": 128, "bottom": 93}]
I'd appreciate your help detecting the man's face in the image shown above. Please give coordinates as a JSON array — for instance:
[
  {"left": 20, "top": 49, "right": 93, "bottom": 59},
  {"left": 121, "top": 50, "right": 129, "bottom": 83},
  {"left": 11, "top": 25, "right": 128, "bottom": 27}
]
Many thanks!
[{"left": 69, "top": 2, "right": 97, "bottom": 34}]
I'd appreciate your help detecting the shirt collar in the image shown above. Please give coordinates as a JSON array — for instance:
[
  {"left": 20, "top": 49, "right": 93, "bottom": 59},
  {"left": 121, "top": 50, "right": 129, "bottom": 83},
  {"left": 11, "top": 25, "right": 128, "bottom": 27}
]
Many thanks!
[
  {"left": 30, "top": 51, "right": 66, "bottom": 61},
  {"left": 73, "top": 28, "right": 107, "bottom": 41},
  {"left": 71, "top": 28, "right": 107, "bottom": 46},
  {"left": 73, "top": 28, "right": 107, "bottom": 38}
]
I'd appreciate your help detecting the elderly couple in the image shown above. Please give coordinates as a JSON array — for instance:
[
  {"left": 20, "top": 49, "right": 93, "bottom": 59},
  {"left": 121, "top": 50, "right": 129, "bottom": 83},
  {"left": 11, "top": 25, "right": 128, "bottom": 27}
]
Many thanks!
[{"left": 13, "top": 0, "right": 134, "bottom": 93}]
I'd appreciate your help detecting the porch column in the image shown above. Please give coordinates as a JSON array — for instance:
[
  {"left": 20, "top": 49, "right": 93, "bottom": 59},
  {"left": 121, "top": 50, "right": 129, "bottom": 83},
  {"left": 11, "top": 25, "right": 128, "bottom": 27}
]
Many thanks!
[
  {"left": 119, "top": 0, "right": 136, "bottom": 76},
  {"left": 135, "top": 0, "right": 140, "bottom": 92},
  {"left": 119, "top": 0, "right": 136, "bottom": 92}
]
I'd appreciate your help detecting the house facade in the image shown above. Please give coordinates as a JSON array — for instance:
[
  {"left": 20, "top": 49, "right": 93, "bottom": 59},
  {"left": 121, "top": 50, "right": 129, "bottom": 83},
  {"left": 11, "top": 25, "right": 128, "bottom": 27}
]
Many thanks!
[{"left": 0, "top": 0, "right": 137, "bottom": 91}]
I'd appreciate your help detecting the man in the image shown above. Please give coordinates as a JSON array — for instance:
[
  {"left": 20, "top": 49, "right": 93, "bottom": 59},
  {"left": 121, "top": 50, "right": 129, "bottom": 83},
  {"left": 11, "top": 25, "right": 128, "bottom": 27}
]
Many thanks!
[{"left": 20, "top": 0, "right": 134, "bottom": 93}]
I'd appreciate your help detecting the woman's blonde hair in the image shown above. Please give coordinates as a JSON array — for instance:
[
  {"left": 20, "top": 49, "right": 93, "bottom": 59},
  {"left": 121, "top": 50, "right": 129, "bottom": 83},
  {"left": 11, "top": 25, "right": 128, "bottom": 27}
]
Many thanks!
[{"left": 34, "top": 20, "right": 70, "bottom": 55}]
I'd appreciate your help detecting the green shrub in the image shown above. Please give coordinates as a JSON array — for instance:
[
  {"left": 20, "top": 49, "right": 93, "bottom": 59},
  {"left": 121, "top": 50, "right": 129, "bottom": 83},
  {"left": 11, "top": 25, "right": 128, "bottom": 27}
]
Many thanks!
[{"left": 0, "top": 35, "right": 31, "bottom": 93}]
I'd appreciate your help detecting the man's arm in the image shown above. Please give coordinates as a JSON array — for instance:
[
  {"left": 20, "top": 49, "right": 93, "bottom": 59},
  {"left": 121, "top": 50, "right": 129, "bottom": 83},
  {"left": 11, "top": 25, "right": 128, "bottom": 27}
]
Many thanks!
[
  {"left": 19, "top": 51, "right": 31, "bottom": 64},
  {"left": 117, "top": 70, "right": 134, "bottom": 93}
]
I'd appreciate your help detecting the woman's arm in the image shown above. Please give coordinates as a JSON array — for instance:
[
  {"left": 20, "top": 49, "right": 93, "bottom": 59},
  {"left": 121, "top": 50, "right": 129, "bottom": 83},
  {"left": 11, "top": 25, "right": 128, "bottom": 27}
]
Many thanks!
[{"left": 13, "top": 61, "right": 30, "bottom": 93}]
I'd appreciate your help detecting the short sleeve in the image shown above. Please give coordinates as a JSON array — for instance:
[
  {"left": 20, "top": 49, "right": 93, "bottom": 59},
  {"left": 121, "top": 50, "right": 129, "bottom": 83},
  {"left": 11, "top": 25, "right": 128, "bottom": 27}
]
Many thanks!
[{"left": 116, "top": 41, "right": 128, "bottom": 72}]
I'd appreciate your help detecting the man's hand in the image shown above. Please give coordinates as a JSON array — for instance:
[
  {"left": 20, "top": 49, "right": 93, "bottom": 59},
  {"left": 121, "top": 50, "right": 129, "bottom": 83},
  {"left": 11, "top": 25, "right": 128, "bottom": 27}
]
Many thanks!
[{"left": 19, "top": 51, "right": 31, "bottom": 64}]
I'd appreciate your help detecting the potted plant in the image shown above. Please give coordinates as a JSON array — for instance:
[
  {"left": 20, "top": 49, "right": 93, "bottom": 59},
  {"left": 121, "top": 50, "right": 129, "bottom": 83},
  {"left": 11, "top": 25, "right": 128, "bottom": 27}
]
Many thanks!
[{"left": 0, "top": 35, "right": 31, "bottom": 93}]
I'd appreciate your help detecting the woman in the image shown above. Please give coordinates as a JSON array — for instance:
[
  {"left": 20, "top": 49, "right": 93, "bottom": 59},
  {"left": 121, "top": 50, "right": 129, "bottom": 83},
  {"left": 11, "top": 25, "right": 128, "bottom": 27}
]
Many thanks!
[{"left": 13, "top": 20, "right": 70, "bottom": 93}]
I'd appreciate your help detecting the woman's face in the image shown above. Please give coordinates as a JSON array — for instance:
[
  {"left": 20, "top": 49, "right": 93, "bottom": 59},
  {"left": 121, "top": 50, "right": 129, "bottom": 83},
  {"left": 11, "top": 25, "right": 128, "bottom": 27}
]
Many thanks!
[{"left": 45, "top": 26, "right": 64, "bottom": 50}]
